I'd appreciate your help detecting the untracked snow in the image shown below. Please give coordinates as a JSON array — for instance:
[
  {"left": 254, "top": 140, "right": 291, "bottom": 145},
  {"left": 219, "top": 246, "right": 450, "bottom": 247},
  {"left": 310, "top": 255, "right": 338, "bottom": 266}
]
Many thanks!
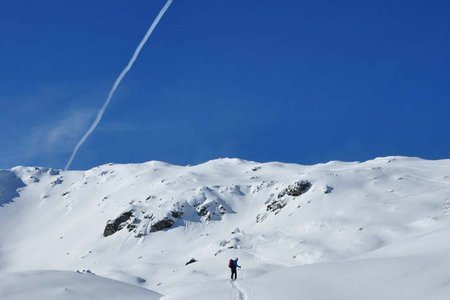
[
  {"left": 0, "top": 156, "right": 450, "bottom": 299},
  {"left": 0, "top": 270, "right": 161, "bottom": 300}
]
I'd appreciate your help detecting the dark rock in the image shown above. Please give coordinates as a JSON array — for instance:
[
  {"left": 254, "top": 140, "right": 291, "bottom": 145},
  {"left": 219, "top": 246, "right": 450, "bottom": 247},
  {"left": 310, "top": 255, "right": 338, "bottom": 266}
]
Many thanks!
[
  {"left": 103, "top": 211, "right": 133, "bottom": 237},
  {"left": 231, "top": 228, "right": 240, "bottom": 234},
  {"left": 185, "top": 258, "right": 197, "bottom": 265},
  {"left": 197, "top": 205, "right": 208, "bottom": 217},
  {"left": 127, "top": 223, "right": 137, "bottom": 232},
  {"left": 323, "top": 185, "right": 333, "bottom": 194},
  {"left": 266, "top": 200, "right": 287, "bottom": 213},
  {"left": 219, "top": 205, "right": 226, "bottom": 215},
  {"left": 150, "top": 219, "right": 175, "bottom": 232},
  {"left": 170, "top": 210, "right": 184, "bottom": 218},
  {"left": 48, "top": 169, "right": 60, "bottom": 176},
  {"left": 127, "top": 217, "right": 141, "bottom": 232},
  {"left": 77, "top": 269, "right": 95, "bottom": 275},
  {"left": 50, "top": 177, "right": 63, "bottom": 186},
  {"left": 256, "top": 213, "right": 267, "bottom": 223},
  {"left": 144, "top": 214, "right": 153, "bottom": 219},
  {"left": 278, "top": 180, "right": 312, "bottom": 198},
  {"left": 136, "top": 277, "right": 146, "bottom": 284}
]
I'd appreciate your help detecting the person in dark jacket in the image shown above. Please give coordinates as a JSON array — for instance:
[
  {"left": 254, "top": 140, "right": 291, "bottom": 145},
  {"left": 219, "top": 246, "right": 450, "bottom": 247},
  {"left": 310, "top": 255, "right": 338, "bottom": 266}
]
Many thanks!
[{"left": 230, "top": 258, "right": 241, "bottom": 280}]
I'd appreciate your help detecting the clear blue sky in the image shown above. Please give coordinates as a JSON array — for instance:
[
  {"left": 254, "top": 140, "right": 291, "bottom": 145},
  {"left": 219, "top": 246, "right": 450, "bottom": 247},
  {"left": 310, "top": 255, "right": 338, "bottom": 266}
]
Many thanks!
[{"left": 1, "top": 0, "right": 449, "bottom": 170}]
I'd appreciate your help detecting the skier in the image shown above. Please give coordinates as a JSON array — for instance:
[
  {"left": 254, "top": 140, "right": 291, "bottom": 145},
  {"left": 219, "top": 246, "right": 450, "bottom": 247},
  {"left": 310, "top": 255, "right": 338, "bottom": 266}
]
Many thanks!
[{"left": 228, "top": 257, "right": 241, "bottom": 280}]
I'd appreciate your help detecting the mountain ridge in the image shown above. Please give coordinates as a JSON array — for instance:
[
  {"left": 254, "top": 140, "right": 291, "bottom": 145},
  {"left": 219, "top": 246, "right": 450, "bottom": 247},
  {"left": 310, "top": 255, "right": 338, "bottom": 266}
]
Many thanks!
[{"left": 1, "top": 156, "right": 450, "bottom": 299}]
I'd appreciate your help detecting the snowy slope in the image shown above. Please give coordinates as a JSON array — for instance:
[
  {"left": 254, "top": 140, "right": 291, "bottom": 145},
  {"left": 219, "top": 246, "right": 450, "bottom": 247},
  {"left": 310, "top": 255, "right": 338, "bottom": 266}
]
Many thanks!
[
  {"left": 0, "top": 156, "right": 449, "bottom": 299},
  {"left": 0, "top": 270, "right": 161, "bottom": 300}
]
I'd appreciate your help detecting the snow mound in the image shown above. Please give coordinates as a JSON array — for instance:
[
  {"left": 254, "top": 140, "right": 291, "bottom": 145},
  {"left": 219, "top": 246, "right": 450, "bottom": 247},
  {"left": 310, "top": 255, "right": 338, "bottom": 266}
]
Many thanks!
[{"left": 0, "top": 270, "right": 161, "bottom": 300}]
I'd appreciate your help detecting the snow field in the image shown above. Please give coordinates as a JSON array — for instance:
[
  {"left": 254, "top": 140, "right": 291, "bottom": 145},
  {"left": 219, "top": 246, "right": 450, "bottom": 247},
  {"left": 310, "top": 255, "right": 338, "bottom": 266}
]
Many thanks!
[{"left": 0, "top": 156, "right": 449, "bottom": 299}]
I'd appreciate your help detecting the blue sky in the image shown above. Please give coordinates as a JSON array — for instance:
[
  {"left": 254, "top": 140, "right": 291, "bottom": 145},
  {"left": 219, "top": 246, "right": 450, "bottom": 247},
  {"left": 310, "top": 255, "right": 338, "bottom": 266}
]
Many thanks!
[{"left": 1, "top": 0, "right": 449, "bottom": 170}]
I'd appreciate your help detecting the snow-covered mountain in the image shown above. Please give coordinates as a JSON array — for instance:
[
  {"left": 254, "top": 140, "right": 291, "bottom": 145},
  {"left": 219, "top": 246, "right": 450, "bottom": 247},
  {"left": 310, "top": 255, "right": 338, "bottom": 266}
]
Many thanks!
[{"left": 1, "top": 156, "right": 450, "bottom": 299}]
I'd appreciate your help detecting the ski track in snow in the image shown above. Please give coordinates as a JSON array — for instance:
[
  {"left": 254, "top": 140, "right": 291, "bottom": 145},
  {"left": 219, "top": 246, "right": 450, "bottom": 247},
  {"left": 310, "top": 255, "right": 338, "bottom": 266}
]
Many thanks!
[
  {"left": 230, "top": 280, "right": 248, "bottom": 300},
  {"left": 406, "top": 174, "right": 450, "bottom": 186}
]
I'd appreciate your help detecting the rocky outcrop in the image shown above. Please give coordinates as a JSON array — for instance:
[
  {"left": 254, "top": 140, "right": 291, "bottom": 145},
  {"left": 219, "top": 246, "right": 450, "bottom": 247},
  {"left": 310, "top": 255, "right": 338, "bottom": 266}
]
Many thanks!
[
  {"left": 277, "top": 180, "right": 312, "bottom": 198},
  {"left": 263, "top": 180, "right": 312, "bottom": 215},
  {"left": 188, "top": 186, "right": 235, "bottom": 221},
  {"left": 170, "top": 210, "right": 183, "bottom": 218},
  {"left": 266, "top": 200, "right": 287, "bottom": 214},
  {"left": 103, "top": 211, "right": 133, "bottom": 237},
  {"left": 50, "top": 177, "right": 63, "bottom": 186},
  {"left": 150, "top": 219, "right": 174, "bottom": 232}
]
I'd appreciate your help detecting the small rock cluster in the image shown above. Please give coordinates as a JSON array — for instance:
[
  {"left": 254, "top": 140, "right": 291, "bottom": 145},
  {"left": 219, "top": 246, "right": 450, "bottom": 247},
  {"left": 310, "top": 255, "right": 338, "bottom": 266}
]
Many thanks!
[
  {"left": 103, "top": 211, "right": 134, "bottom": 237},
  {"left": 104, "top": 208, "right": 180, "bottom": 238},
  {"left": 102, "top": 185, "right": 240, "bottom": 238},
  {"left": 264, "top": 180, "right": 312, "bottom": 215},
  {"left": 277, "top": 180, "right": 312, "bottom": 198},
  {"left": 150, "top": 219, "right": 175, "bottom": 232}
]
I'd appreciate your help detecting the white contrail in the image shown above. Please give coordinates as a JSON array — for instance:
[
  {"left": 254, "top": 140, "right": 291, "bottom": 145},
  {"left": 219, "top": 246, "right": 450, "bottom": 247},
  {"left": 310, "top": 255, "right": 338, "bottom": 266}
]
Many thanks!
[{"left": 64, "top": 0, "right": 173, "bottom": 170}]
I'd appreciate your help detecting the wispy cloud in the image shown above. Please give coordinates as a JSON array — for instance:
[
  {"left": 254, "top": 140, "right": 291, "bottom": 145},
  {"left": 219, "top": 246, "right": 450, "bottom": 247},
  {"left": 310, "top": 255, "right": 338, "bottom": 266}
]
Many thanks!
[
  {"left": 0, "top": 107, "right": 96, "bottom": 169},
  {"left": 30, "top": 108, "right": 96, "bottom": 154},
  {"left": 0, "top": 81, "right": 109, "bottom": 169}
]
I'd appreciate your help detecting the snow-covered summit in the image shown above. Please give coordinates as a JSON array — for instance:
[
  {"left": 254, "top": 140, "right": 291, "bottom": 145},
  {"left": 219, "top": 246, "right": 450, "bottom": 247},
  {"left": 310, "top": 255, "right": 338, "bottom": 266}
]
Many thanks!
[{"left": 1, "top": 156, "right": 450, "bottom": 299}]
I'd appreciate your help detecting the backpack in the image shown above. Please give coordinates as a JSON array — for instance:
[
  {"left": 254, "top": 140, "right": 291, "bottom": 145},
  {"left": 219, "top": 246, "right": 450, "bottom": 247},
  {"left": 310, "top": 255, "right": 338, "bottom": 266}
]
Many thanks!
[{"left": 228, "top": 259, "right": 233, "bottom": 268}]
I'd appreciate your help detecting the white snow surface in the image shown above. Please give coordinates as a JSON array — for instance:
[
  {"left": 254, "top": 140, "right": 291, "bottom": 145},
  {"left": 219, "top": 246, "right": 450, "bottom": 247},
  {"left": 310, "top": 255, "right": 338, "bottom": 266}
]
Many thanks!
[
  {"left": 1, "top": 156, "right": 450, "bottom": 299},
  {"left": 0, "top": 270, "right": 161, "bottom": 300}
]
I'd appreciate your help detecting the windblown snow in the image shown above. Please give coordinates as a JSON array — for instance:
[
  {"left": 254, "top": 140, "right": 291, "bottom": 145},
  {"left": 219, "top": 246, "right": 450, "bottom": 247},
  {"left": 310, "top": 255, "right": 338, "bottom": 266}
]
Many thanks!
[{"left": 1, "top": 156, "right": 450, "bottom": 299}]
